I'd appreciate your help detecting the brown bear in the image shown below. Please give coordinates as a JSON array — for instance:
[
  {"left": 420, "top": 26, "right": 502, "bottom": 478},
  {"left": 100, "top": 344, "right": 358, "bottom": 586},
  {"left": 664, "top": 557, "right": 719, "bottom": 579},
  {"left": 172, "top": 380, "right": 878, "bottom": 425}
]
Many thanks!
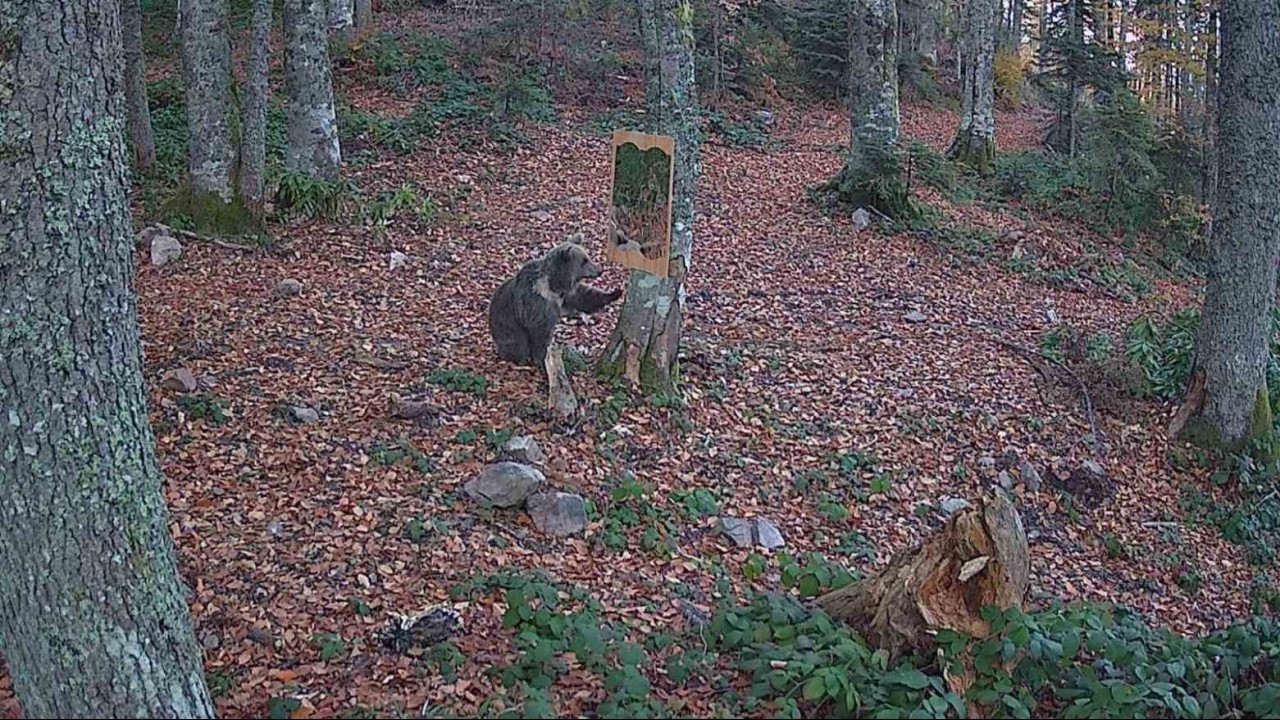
[{"left": 487, "top": 238, "right": 621, "bottom": 369}]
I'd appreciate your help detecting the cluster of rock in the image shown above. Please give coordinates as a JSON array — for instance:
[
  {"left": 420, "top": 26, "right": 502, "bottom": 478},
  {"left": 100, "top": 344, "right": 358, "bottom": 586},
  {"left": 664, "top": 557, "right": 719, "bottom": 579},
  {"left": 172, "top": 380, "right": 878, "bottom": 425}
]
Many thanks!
[{"left": 462, "top": 436, "right": 588, "bottom": 537}]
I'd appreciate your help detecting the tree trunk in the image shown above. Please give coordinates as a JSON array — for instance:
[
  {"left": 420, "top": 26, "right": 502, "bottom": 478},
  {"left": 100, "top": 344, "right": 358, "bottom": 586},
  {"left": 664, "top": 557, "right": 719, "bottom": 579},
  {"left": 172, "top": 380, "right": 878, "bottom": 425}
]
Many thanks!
[
  {"left": 122, "top": 0, "right": 156, "bottom": 175},
  {"left": 847, "top": 0, "right": 900, "bottom": 174},
  {"left": 0, "top": 2, "right": 215, "bottom": 718},
  {"left": 284, "top": 0, "right": 343, "bottom": 181},
  {"left": 330, "top": 0, "right": 354, "bottom": 41},
  {"left": 816, "top": 491, "right": 1030, "bottom": 661},
  {"left": 599, "top": 0, "right": 700, "bottom": 394},
  {"left": 1179, "top": 0, "right": 1280, "bottom": 452},
  {"left": 1008, "top": 0, "right": 1022, "bottom": 50},
  {"left": 948, "top": 0, "right": 997, "bottom": 171},
  {"left": 1201, "top": 6, "right": 1218, "bottom": 207},
  {"left": 241, "top": 0, "right": 272, "bottom": 219},
  {"left": 355, "top": 0, "right": 372, "bottom": 29}
]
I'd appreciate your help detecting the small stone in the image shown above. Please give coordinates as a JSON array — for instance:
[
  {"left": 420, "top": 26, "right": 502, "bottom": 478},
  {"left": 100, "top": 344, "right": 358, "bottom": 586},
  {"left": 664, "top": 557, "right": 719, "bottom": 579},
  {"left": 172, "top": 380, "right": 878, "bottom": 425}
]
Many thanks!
[
  {"left": 464, "top": 462, "right": 546, "bottom": 509},
  {"left": 905, "top": 310, "right": 928, "bottom": 324},
  {"left": 274, "top": 278, "right": 303, "bottom": 298},
  {"left": 997, "top": 470, "right": 1015, "bottom": 490},
  {"left": 851, "top": 207, "right": 872, "bottom": 230},
  {"left": 719, "top": 517, "right": 754, "bottom": 548},
  {"left": 567, "top": 195, "right": 587, "bottom": 205},
  {"left": 1019, "top": 459, "right": 1043, "bottom": 492},
  {"left": 1081, "top": 459, "right": 1106, "bottom": 476},
  {"left": 978, "top": 455, "right": 996, "bottom": 470},
  {"left": 1046, "top": 307, "right": 1060, "bottom": 325},
  {"left": 525, "top": 491, "right": 588, "bottom": 536},
  {"left": 455, "top": 174, "right": 473, "bottom": 184},
  {"left": 939, "top": 497, "right": 971, "bottom": 516},
  {"left": 289, "top": 405, "right": 319, "bottom": 424},
  {"left": 531, "top": 210, "right": 553, "bottom": 222},
  {"left": 501, "top": 435, "right": 546, "bottom": 466},
  {"left": 389, "top": 251, "right": 410, "bottom": 270},
  {"left": 246, "top": 626, "right": 274, "bottom": 645},
  {"left": 755, "top": 109, "right": 774, "bottom": 125},
  {"left": 388, "top": 397, "right": 440, "bottom": 424},
  {"left": 161, "top": 368, "right": 198, "bottom": 393},
  {"left": 266, "top": 519, "right": 284, "bottom": 537},
  {"left": 201, "top": 633, "right": 221, "bottom": 650},
  {"left": 149, "top": 234, "right": 183, "bottom": 267},
  {"left": 754, "top": 518, "right": 785, "bottom": 550}
]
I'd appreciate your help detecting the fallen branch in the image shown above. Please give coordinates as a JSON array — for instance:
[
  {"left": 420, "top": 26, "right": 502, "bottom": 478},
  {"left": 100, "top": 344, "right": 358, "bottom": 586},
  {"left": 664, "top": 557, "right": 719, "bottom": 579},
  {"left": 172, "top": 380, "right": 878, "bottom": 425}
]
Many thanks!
[
  {"left": 990, "top": 336, "right": 1100, "bottom": 446},
  {"left": 155, "top": 223, "right": 262, "bottom": 252}
]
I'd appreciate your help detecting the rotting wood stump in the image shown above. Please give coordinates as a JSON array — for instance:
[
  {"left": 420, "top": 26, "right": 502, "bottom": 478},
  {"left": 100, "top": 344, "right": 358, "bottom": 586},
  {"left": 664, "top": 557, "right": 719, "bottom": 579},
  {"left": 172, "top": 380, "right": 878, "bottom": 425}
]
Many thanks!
[{"left": 815, "top": 489, "right": 1030, "bottom": 661}]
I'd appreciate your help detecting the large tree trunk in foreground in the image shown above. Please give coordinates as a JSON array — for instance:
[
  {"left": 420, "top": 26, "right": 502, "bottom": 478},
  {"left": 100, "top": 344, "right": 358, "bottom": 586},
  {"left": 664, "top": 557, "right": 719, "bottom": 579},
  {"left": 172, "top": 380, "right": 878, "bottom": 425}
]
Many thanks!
[
  {"left": 816, "top": 491, "right": 1030, "bottom": 661},
  {"left": 1176, "top": 0, "right": 1280, "bottom": 452},
  {"left": 0, "top": 2, "right": 215, "bottom": 717},
  {"left": 847, "top": 0, "right": 901, "bottom": 176},
  {"left": 600, "top": 0, "right": 700, "bottom": 394},
  {"left": 241, "top": 0, "right": 273, "bottom": 219},
  {"left": 122, "top": 0, "right": 156, "bottom": 174},
  {"left": 949, "top": 0, "right": 997, "bottom": 171},
  {"left": 284, "top": 0, "right": 343, "bottom": 180}
]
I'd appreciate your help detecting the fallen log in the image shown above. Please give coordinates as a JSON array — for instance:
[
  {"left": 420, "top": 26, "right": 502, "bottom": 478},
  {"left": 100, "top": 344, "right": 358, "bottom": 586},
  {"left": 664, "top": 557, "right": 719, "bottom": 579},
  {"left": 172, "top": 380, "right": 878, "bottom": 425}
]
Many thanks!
[{"left": 815, "top": 489, "right": 1030, "bottom": 661}]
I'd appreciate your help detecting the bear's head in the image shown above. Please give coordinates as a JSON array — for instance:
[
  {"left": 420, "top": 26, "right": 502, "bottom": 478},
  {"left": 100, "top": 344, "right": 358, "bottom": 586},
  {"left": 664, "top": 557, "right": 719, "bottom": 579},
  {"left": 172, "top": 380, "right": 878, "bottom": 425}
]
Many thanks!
[{"left": 545, "top": 241, "right": 603, "bottom": 295}]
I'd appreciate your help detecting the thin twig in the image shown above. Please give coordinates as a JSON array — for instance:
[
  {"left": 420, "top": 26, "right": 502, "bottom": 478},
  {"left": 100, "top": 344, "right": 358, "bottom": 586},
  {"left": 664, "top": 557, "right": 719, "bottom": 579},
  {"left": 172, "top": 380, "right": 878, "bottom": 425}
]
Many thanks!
[
  {"left": 155, "top": 223, "right": 262, "bottom": 252},
  {"left": 989, "top": 336, "right": 1100, "bottom": 447}
]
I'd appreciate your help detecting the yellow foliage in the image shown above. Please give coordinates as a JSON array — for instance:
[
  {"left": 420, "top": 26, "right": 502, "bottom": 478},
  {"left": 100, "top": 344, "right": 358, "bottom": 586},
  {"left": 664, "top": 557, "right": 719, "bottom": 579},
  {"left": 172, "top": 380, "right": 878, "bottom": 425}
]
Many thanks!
[{"left": 994, "top": 50, "right": 1029, "bottom": 109}]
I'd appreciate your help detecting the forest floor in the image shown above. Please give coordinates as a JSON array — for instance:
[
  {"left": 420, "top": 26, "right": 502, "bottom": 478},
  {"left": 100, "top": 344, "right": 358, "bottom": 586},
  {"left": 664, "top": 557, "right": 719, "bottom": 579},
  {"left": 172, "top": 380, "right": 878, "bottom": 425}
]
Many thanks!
[{"left": 2, "top": 11, "right": 1275, "bottom": 720}]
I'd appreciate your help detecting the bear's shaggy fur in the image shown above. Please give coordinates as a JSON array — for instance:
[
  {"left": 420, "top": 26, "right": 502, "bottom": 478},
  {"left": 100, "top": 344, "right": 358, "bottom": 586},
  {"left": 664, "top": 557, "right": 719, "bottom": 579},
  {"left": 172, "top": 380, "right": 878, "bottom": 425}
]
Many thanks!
[{"left": 487, "top": 240, "right": 621, "bottom": 368}]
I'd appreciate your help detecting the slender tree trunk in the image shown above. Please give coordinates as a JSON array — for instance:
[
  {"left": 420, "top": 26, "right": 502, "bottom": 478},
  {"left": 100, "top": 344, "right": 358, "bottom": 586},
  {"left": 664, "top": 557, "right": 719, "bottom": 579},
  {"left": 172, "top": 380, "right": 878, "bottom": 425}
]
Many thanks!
[
  {"left": 181, "top": 0, "right": 235, "bottom": 198},
  {"left": 599, "top": 0, "right": 700, "bottom": 393},
  {"left": 1179, "top": 0, "right": 1280, "bottom": 451},
  {"left": 847, "top": 0, "right": 901, "bottom": 175},
  {"left": 241, "top": 0, "right": 272, "bottom": 219},
  {"left": 1202, "top": 6, "right": 1218, "bottom": 207},
  {"left": 122, "top": 0, "right": 156, "bottom": 174},
  {"left": 283, "top": 0, "right": 342, "bottom": 180},
  {"left": 948, "top": 0, "right": 997, "bottom": 171},
  {"left": 355, "top": 0, "right": 372, "bottom": 29},
  {"left": 329, "top": 0, "right": 354, "bottom": 41},
  {"left": 0, "top": 2, "right": 215, "bottom": 717},
  {"left": 1008, "top": 0, "right": 1023, "bottom": 50}
]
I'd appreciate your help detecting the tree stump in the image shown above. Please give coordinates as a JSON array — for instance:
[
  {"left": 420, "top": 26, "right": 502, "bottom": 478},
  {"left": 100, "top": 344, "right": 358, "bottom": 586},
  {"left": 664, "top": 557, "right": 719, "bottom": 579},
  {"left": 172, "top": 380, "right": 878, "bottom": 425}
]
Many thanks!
[
  {"left": 545, "top": 342, "right": 579, "bottom": 420},
  {"left": 815, "top": 490, "right": 1030, "bottom": 661}
]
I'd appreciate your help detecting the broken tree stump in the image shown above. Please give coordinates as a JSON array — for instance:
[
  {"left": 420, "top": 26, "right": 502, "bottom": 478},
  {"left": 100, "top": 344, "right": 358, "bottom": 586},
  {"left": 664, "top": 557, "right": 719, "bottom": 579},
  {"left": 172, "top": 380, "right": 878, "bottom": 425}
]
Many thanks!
[
  {"left": 815, "top": 489, "right": 1030, "bottom": 661},
  {"left": 545, "top": 342, "right": 579, "bottom": 420}
]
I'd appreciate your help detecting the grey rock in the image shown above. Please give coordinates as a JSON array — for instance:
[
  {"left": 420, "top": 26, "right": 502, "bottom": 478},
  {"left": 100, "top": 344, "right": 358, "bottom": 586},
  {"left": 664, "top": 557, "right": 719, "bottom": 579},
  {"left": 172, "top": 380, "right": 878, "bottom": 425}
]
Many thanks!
[
  {"left": 274, "top": 278, "right": 303, "bottom": 298},
  {"left": 905, "top": 310, "right": 928, "bottom": 324},
  {"left": 852, "top": 207, "right": 872, "bottom": 230},
  {"left": 677, "top": 598, "right": 711, "bottom": 628},
  {"left": 755, "top": 109, "right": 774, "bottom": 125},
  {"left": 150, "top": 234, "right": 183, "bottom": 267},
  {"left": 532, "top": 210, "right": 553, "bottom": 222},
  {"left": 161, "top": 367, "right": 198, "bottom": 393},
  {"left": 501, "top": 435, "right": 546, "bottom": 466},
  {"left": 719, "top": 517, "right": 754, "bottom": 548},
  {"left": 246, "top": 626, "right": 274, "bottom": 645},
  {"left": 755, "top": 518, "right": 786, "bottom": 550},
  {"left": 289, "top": 405, "right": 319, "bottom": 424},
  {"left": 1019, "top": 459, "right": 1043, "bottom": 491},
  {"left": 978, "top": 455, "right": 996, "bottom": 470},
  {"left": 939, "top": 497, "right": 971, "bottom": 515},
  {"left": 389, "top": 251, "right": 410, "bottom": 270},
  {"left": 1081, "top": 459, "right": 1106, "bottom": 477},
  {"left": 997, "top": 470, "right": 1015, "bottom": 490},
  {"left": 1046, "top": 307, "right": 1060, "bottom": 325},
  {"left": 525, "top": 491, "right": 588, "bottom": 536},
  {"left": 464, "top": 462, "right": 546, "bottom": 509}
]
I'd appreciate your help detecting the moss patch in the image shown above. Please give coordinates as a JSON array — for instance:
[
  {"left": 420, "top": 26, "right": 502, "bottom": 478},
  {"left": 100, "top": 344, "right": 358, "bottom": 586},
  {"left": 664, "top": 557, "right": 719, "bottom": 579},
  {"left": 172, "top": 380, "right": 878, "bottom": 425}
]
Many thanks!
[{"left": 162, "top": 186, "right": 262, "bottom": 237}]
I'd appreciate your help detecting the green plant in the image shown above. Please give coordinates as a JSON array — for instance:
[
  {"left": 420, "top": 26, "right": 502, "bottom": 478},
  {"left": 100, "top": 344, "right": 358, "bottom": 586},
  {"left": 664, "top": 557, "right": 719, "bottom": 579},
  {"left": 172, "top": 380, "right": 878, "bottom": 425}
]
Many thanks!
[
  {"left": 368, "top": 438, "right": 434, "bottom": 473},
  {"left": 1126, "top": 307, "right": 1199, "bottom": 400},
  {"left": 206, "top": 671, "right": 235, "bottom": 697},
  {"left": 275, "top": 171, "right": 357, "bottom": 219},
  {"left": 311, "top": 632, "right": 346, "bottom": 661},
  {"left": 778, "top": 552, "right": 855, "bottom": 597},
  {"left": 600, "top": 477, "right": 676, "bottom": 557},
  {"left": 428, "top": 368, "right": 488, "bottom": 396},
  {"left": 816, "top": 493, "right": 850, "bottom": 522},
  {"left": 177, "top": 393, "right": 229, "bottom": 425},
  {"left": 671, "top": 487, "right": 720, "bottom": 520},
  {"left": 362, "top": 182, "right": 438, "bottom": 227}
]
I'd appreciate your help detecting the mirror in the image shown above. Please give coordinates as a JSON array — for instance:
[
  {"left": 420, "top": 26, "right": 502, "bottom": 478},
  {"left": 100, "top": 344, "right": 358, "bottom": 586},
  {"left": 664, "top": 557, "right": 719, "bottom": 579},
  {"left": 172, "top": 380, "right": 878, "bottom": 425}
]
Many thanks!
[{"left": 606, "top": 130, "right": 675, "bottom": 277}]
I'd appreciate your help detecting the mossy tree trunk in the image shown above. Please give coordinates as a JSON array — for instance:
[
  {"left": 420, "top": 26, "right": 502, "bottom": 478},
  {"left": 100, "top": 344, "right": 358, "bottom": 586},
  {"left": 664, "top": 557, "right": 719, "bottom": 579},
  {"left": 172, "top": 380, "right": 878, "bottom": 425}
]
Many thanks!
[
  {"left": 0, "top": 2, "right": 215, "bottom": 717},
  {"left": 284, "top": 0, "right": 342, "bottom": 180},
  {"left": 948, "top": 0, "right": 997, "bottom": 171},
  {"left": 122, "top": 0, "right": 156, "bottom": 175},
  {"left": 816, "top": 491, "right": 1030, "bottom": 661},
  {"left": 329, "top": 0, "right": 354, "bottom": 41},
  {"left": 1177, "top": 0, "right": 1280, "bottom": 454},
  {"left": 843, "top": 0, "right": 900, "bottom": 179},
  {"left": 178, "top": 0, "right": 256, "bottom": 234},
  {"left": 240, "top": 0, "right": 272, "bottom": 219},
  {"left": 355, "top": 0, "right": 372, "bottom": 29},
  {"left": 599, "top": 0, "right": 700, "bottom": 394}
]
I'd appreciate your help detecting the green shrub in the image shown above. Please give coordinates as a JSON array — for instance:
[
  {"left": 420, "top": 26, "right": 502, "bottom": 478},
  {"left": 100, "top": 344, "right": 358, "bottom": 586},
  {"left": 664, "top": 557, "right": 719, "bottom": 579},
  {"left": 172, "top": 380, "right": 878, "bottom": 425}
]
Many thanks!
[
  {"left": 275, "top": 172, "right": 357, "bottom": 219},
  {"left": 427, "top": 368, "right": 488, "bottom": 396},
  {"left": 1125, "top": 308, "right": 1199, "bottom": 401}
]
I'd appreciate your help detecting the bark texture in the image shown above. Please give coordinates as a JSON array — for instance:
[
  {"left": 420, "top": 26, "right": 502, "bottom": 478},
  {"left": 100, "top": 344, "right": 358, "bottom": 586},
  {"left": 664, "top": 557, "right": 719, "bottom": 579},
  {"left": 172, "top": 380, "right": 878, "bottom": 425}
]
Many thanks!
[
  {"left": 329, "top": 0, "right": 354, "bottom": 40},
  {"left": 122, "top": 0, "right": 156, "bottom": 174},
  {"left": 600, "top": 0, "right": 700, "bottom": 394},
  {"left": 354, "top": 0, "right": 372, "bottom": 29},
  {"left": 846, "top": 0, "right": 900, "bottom": 176},
  {"left": 0, "top": 2, "right": 215, "bottom": 717},
  {"left": 1184, "top": 0, "right": 1280, "bottom": 450},
  {"left": 948, "top": 0, "right": 997, "bottom": 171},
  {"left": 241, "top": 0, "right": 273, "bottom": 217},
  {"left": 816, "top": 491, "right": 1029, "bottom": 661},
  {"left": 181, "top": 0, "right": 236, "bottom": 199},
  {"left": 284, "top": 0, "right": 343, "bottom": 180}
]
